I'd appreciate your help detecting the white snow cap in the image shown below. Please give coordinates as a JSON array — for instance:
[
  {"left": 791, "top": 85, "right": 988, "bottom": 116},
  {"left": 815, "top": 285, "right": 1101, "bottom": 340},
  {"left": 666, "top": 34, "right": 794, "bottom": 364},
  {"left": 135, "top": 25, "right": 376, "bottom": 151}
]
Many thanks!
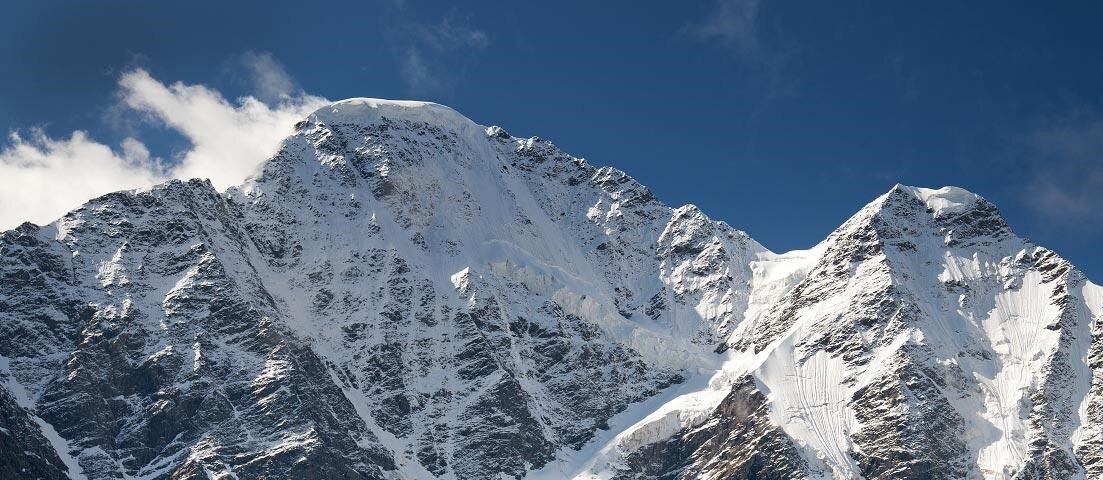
[
  {"left": 309, "top": 98, "right": 481, "bottom": 130},
  {"left": 898, "top": 184, "right": 982, "bottom": 218}
]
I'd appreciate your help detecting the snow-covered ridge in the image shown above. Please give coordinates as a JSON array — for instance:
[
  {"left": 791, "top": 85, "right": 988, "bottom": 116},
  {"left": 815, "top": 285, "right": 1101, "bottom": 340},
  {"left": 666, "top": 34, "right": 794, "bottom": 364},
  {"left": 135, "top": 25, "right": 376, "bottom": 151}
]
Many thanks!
[{"left": 0, "top": 97, "right": 1099, "bottom": 480}]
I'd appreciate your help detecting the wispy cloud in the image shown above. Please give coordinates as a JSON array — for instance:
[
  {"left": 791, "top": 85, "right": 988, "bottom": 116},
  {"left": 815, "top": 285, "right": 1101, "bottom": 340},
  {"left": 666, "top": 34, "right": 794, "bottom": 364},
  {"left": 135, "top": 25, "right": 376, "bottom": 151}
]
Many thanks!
[
  {"left": 411, "top": 14, "right": 490, "bottom": 52},
  {"left": 0, "top": 56, "right": 329, "bottom": 230},
  {"left": 240, "top": 51, "right": 300, "bottom": 103},
  {"left": 687, "top": 0, "right": 763, "bottom": 61},
  {"left": 685, "top": 0, "right": 794, "bottom": 99},
  {"left": 392, "top": 11, "right": 491, "bottom": 96},
  {"left": 882, "top": 54, "right": 921, "bottom": 103},
  {"left": 1022, "top": 115, "right": 1103, "bottom": 229},
  {"left": 399, "top": 48, "right": 444, "bottom": 96}
]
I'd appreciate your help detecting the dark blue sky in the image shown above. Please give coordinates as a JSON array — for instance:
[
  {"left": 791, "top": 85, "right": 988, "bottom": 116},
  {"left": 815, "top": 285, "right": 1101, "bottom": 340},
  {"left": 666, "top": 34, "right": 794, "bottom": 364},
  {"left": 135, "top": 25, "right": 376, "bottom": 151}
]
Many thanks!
[{"left": 2, "top": 1, "right": 1101, "bottom": 276}]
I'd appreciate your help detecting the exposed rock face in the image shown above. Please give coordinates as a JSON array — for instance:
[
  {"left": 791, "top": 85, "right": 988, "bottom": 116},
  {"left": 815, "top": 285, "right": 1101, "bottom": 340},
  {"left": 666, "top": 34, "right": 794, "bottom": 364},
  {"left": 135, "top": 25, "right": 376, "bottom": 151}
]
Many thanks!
[
  {"left": 613, "top": 376, "right": 809, "bottom": 480},
  {"left": 0, "top": 386, "right": 71, "bottom": 480},
  {"left": 0, "top": 99, "right": 1100, "bottom": 479}
]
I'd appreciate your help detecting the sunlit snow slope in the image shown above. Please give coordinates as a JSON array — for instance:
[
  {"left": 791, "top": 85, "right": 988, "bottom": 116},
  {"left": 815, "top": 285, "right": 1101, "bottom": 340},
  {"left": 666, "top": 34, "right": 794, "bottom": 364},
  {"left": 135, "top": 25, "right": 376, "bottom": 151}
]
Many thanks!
[{"left": 0, "top": 99, "right": 1099, "bottom": 480}]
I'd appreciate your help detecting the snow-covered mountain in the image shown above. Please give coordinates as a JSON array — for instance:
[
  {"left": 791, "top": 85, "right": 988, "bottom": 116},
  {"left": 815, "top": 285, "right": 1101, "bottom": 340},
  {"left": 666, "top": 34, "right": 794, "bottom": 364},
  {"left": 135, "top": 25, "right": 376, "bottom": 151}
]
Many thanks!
[{"left": 1, "top": 99, "right": 1099, "bottom": 480}]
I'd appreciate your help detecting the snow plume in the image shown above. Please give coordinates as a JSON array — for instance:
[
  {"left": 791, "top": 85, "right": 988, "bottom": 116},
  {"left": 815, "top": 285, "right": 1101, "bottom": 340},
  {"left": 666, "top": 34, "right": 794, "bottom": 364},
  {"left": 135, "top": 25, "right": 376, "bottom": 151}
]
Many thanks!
[{"left": 0, "top": 65, "right": 328, "bottom": 231}]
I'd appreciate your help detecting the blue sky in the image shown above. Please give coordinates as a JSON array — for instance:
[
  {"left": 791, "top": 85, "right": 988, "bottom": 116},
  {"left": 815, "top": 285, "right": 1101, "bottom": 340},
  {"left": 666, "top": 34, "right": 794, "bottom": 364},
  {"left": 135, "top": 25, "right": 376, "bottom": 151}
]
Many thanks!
[{"left": 1, "top": 1, "right": 1100, "bottom": 277}]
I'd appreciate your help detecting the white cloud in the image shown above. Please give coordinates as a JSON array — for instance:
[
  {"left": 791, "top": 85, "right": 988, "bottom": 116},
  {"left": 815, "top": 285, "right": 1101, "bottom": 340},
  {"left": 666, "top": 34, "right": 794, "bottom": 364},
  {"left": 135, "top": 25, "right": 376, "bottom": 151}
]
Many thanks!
[
  {"left": 118, "top": 68, "right": 327, "bottom": 188},
  {"left": 0, "top": 64, "right": 329, "bottom": 231},
  {"left": 0, "top": 130, "right": 165, "bottom": 230}
]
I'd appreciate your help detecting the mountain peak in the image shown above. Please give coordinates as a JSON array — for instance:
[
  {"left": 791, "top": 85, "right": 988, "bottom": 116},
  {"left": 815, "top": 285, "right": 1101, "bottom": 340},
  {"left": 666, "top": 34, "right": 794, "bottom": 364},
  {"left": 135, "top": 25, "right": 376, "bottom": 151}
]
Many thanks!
[
  {"left": 3, "top": 97, "right": 1102, "bottom": 480},
  {"left": 892, "top": 184, "right": 982, "bottom": 219},
  {"left": 887, "top": 184, "right": 1012, "bottom": 243},
  {"left": 306, "top": 98, "right": 481, "bottom": 132},
  {"left": 820, "top": 183, "right": 1014, "bottom": 254},
  {"left": 868, "top": 183, "right": 1001, "bottom": 227}
]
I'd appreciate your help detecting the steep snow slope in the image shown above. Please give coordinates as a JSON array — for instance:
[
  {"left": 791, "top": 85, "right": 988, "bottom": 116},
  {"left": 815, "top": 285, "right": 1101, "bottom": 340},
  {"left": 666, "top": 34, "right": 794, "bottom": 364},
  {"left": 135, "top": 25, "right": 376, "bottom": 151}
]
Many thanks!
[
  {"left": 574, "top": 185, "right": 1103, "bottom": 480},
  {"left": 0, "top": 98, "right": 1100, "bottom": 480},
  {"left": 0, "top": 99, "right": 769, "bottom": 479}
]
